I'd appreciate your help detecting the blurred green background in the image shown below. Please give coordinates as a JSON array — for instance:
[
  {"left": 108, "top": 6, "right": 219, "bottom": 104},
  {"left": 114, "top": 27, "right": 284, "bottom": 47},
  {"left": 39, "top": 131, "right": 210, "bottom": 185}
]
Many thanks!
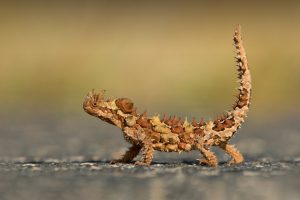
[
  {"left": 0, "top": 1, "right": 300, "bottom": 158},
  {"left": 1, "top": 0, "right": 299, "bottom": 118}
]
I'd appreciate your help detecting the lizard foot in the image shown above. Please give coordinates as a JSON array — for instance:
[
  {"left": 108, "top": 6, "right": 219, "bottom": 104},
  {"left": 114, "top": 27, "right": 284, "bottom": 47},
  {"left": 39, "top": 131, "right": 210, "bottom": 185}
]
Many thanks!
[
  {"left": 198, "top": 159, "right": 217, "bottom": 167},
  {"left": 227, "top": 158, "right": 244, "bottom": 166},
  {"left": 198, "top": 159, "right": 209, "bottom": 166},
  {"left": 109, "top": 160, "right": 120, "bottom": 164},
  {"left": 134, "top": 161, "right": 150, "bottom": 166}
]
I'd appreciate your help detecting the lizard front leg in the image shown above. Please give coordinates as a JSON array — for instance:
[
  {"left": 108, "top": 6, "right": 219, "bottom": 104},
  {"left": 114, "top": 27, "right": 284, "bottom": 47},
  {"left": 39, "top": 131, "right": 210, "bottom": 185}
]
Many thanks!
[
  {"left": 134, "top": 139, "right": 154, "bottom": 166},
  {"left": 110, "top": 144, "right": 142, "bottom": 164}
]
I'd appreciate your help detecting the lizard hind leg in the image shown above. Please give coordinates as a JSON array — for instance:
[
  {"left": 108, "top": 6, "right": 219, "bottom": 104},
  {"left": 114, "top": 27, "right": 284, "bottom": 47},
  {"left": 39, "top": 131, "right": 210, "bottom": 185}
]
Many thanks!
[
  {"left": 219, "top": 143, "right": 244, "bottom": 165},
  {"left": 198, "top": 147, "right": 218, "bottom": 167}
]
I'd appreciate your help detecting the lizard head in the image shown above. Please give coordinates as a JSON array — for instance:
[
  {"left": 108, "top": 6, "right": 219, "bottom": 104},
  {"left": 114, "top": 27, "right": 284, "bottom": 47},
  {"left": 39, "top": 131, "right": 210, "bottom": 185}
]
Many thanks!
[{"left": 83, "top": 90, "right": 137, "bottom": 129}]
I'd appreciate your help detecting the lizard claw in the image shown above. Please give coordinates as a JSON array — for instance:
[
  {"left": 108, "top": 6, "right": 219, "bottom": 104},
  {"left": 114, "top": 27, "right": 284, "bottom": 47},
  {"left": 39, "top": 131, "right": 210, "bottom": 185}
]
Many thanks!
[
  {"left": 134, "top": 161, "right": 150, "bottom": 166},
  {"left": 110, "top": 159, "right": 122, "bottom": 164},
  {"left": 198, "top": 159, "right": 209, "bottom": 166},
  {"left": 198, "top": 159, "right": 217, "bottom": 167},
  {"left": 227, "top": 158, "right": 243, "bottom": 166}
]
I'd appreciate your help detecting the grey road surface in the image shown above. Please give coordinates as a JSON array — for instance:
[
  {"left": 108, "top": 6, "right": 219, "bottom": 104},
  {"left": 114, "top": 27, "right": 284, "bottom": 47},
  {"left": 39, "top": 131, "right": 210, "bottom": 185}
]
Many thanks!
[{"left": 0, "top": 113, "right": 299, "bottom": 200}]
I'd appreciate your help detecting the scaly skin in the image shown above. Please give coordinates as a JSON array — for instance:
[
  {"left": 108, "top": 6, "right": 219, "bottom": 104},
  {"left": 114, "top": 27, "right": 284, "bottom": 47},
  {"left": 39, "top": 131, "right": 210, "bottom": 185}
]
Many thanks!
[{"left": 83, "top": 25, "right": 251, "bottom": 167}]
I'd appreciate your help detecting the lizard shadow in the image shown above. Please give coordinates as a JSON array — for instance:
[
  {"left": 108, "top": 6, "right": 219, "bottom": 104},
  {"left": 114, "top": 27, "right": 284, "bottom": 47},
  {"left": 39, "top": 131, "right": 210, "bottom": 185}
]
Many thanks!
[{"left": 83, "top": 159, "right": 231, "bottom": 166}]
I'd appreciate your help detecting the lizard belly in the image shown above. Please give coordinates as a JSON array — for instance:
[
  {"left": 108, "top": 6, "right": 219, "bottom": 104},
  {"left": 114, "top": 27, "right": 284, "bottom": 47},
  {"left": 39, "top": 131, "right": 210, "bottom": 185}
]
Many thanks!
[
  {"left": 152, "top": 143, "right": 179, "bottom": 152},
  {"left": 149, "top": 130, "right": 195, "bottom": 152},
  {"left": 152, "top": 142, "right": 193, "bottom": 152}
]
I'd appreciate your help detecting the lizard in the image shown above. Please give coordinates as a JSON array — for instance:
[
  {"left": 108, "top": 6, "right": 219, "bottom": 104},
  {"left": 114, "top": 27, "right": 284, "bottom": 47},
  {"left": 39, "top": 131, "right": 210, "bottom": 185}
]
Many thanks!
[{"left": 83, "top": 25, "right": 251, "bottom": 167}]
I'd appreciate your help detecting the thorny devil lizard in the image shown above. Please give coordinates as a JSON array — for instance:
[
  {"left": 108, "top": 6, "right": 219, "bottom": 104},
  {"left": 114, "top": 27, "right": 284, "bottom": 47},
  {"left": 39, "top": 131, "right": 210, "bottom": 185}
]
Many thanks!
[{"left": 83, "top": 25, "right": 251, "bottom": 167}]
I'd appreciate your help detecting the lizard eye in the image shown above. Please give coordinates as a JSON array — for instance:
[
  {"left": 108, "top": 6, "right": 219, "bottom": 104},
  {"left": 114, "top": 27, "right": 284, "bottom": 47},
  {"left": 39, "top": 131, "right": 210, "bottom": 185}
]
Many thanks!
[{"left": 115, "top": 98, "right": 134, "bottom": 114}]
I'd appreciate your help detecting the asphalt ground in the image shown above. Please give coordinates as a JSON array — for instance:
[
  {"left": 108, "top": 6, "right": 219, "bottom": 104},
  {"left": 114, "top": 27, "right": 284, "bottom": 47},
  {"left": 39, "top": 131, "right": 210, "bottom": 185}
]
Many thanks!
[{"left": 0, "top": 114, "right": 299, "bottom": 200}]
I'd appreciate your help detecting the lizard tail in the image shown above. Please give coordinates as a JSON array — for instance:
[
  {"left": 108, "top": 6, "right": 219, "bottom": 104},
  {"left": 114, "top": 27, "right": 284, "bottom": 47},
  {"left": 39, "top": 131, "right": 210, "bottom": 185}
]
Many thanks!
[{"left": 228, "top": 25, "right": 252, "bottom": 127}]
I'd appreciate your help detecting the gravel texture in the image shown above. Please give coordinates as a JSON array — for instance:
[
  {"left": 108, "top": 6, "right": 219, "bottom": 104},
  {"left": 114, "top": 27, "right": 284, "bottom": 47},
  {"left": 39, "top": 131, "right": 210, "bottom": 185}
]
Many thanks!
[
  {"left": 0, "top": 114, "right": 300, "bottom": 200},
  {"left": 1, "top": 158, "right": 300, "bottom": 200}
]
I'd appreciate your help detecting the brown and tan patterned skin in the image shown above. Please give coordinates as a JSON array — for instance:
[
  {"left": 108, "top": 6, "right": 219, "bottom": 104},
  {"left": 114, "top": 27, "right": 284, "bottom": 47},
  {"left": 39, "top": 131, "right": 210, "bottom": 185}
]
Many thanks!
[{"left": 83, "top": 25, "right": 251, "bottom": 167}]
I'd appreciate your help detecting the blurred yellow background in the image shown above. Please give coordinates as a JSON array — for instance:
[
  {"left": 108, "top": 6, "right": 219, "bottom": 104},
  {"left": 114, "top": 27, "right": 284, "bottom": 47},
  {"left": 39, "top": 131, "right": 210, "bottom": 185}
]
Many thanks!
[{"left": 1, "top": 1, "right": 300, "bottom": 121}]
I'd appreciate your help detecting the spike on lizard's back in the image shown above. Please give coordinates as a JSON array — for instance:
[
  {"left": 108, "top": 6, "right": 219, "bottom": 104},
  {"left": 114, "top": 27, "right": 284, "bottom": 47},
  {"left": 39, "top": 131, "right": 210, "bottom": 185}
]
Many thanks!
[{"left": 83, "top": 25, "right": 251, "bottom": 167}]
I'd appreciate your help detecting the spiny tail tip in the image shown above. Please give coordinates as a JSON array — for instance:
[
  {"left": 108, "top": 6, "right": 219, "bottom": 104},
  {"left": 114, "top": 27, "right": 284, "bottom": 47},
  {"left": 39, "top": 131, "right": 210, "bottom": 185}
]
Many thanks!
[
  {"left": 235, "top": 24, "right": 242, "bottom": 37},
  {"left": 236, "top": 24, "right": 241, "bottom": 32}
]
